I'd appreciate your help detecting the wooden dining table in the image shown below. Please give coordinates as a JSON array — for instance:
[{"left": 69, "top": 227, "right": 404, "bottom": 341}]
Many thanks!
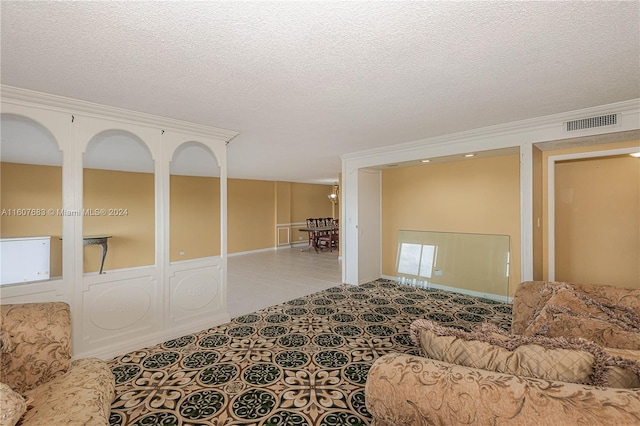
[{"left": 298, "top": 225, "right": 338, "bottom": 252}]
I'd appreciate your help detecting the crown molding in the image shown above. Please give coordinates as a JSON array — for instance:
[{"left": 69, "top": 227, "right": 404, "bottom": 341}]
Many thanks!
[
  {"left": 341, "top": 98, "right": 640, "bottom": 162},
  {"left": 1, "top": 85, "right": 239, "bottom": 142}
]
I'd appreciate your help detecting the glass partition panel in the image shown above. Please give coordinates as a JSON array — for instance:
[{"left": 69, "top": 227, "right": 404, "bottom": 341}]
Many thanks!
[{"left": 396, "top": 230, "right": 510, "bottom": 301}]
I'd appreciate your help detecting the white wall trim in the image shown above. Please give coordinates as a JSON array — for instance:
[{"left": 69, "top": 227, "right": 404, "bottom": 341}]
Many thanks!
[
  {"left": 546, "top": 146, "right": 640, "bottom": 281},
  {"left": 520, "top": 142, "right": 534, "bottom": 282},
  {"left": 1, "top": 85, "right": 239, "bottom": 142}
]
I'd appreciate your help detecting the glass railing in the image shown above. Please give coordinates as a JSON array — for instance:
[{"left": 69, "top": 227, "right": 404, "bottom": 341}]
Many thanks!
[{"left": 396, "top": 230, "right": 510, "bottom": 301}]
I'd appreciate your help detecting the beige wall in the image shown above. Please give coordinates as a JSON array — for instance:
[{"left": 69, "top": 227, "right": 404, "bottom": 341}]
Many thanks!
[
  {"left": 554, "top": 155, "right": 639, "bottom": 288},
  {"left": 276, "top": 181, "right": 292, "bottom": 225},
  {"left": 1, "top": 162, "right": 63, "bottom": 277},
  {"left": 227, "top": 178, "right": 276, "bottom": 253},
  {"left": 540, "top": 140, "right": 640, "bottom": 284},
  {"left": 275, "top": 181, "right": 292, "bottom": 246},
  {"left": 170, "top": 178, "right": 333, "bottom": 257},
  {"left": 290, "top": 182, "right": 334, "bottom": 243},
  {"left": 170, "top": 175, "right": 220, "bottom": 261},
  {"left": 0, "top": 163, "right": 157, "bottom": 274},
  {"left": 381, "top": 154, "right": 521, "bottom": 296},
  {"left": 290, "top": 182, "right": 334, "bottom": 222},
  {"left": 83, "top": 168, "right": 155, "bottom": 273},
  {"left": 2, "top": 162, "right": 338, "bottom": 271}
]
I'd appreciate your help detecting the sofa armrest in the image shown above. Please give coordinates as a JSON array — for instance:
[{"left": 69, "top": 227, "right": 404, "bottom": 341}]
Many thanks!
[
  {"left": 21, "top": 358, "right": 115, "bottom": 426},
  {"left": 365, "top": 353, "right": 640, "bottom": 426},
  {"left": 0, "top": 302, "right": 72, "bottom": 394}
]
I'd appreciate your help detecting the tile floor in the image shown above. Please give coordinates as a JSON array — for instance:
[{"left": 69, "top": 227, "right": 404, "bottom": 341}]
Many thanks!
[{"left": 227, "top": 247, "right": 342, "bottom": 318}]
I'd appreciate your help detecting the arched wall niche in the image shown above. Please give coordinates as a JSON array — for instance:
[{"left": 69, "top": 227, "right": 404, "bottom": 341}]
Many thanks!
[
  {"left": 84, "top": 129, "right": 154, "bottom": 173},
  {"left": 171, "top": 141, "right": 221, "bottom": 174},
  {"left": 169, "top": 141, "right": 221, "bottom": 262},
  {"left": 0, "top": 113, "right": 64, "bottom": 283},
  {"left": 1, "top": 113, "right": 63, "bottom": 162},
  {"left": 82, "top": 129, "right": 156, "bottom": 274}
]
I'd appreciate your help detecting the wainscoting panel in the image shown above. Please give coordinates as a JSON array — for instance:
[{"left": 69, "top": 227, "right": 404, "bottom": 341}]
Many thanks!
[
  {"left": 79, "top": 270, "right": 160, "bottom": 356},
  {"left": 167, "top": 257, "right": 228, "bottom": 330},
  {"left": 277, "top": 225, "right": 290, "bottom": 246}
]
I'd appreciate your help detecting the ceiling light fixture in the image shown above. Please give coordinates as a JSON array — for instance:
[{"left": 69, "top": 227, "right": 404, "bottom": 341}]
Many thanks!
[
  {"left": 464, "top": 153, "right": 476, "bottom": 158},
  {"left": 421, "top": 159, "right": 431, "bottom": 163},
  {"left": 630, "top": 152, "right": 640, "bottom": 158}
]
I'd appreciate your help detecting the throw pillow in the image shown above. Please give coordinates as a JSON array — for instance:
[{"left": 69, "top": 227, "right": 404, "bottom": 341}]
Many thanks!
[
  {"left": 524, "top": 287, "right": 640, "bottom": 350},
  {"left": 0, "top": 382, "right": 26, "bottom": 426},
  {"left": 410, "top": 319, "right": 640, "bottom": 387},
  {"left": 537, "top": 284, "right": 640, "bottom": 328}
]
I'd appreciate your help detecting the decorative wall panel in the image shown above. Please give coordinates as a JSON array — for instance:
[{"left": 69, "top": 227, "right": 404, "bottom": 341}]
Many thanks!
[
  {"left": 172, "top": 269, "right": 221, "bottom": 313},
  {"left": 88, "top": 283, "right": 152, "bottom": 331},
  {"left": 1, "top": 86, "right": 236, "bottom": 359},
  {"left": 168, "top": 257, "right": 226, "bottom": 329},
  {"left": 79, "top": 273, "right": 159, "bottom": 355}
]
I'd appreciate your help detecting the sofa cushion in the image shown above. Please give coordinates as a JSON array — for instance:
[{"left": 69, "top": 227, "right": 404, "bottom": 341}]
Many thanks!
[
  {"left": 0, "top": 382, "right": 26, "bottom": 426},
  {"left": 21, "top": 358, "right": 115, "bottom": 426},
  {"left": 410, "top": 320, "right": 640, "bottom": 387},
  {"left": 524, "top": 286, "right": 640, "bottom": 350}
]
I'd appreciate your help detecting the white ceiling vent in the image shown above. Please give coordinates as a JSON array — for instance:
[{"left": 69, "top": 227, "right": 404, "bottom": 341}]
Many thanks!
[{"left": 565, "top": 114, "right": 618, "bottom": 132}]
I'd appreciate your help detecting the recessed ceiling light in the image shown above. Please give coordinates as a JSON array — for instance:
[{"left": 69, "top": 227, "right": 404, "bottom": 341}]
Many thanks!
[
  {"left": 387, "top": 164, "right": 398, "bottom": 168},
  {"left": 464, "top": 153, "right": 476, "bottom": 158},
  {"left": 421, "top": 159, "right": 431, "bottom": 163},
  {"left": 630, "top": 152, "right": 640, "bottom": 158}
]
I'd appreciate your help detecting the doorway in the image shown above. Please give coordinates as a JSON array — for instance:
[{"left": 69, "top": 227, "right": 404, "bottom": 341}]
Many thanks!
[{"left": 548, "top": 148, "right": 639, "bottom": 288}]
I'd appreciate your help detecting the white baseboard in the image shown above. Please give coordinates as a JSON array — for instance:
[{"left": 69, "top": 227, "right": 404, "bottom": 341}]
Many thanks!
[
  {"left": 228, "top": 247, "right": 277, "bottom": 257},
  {"left": 380, "top": 275, "right": 513, "bottom": 303}
]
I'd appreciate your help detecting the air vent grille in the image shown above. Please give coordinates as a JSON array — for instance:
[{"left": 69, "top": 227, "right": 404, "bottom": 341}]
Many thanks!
[{"left": 566, "top": 114, "right": 617, "bottom": 132}]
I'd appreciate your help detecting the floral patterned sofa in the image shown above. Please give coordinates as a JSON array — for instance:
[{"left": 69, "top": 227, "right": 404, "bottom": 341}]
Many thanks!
[
  {"left": 0, "top": 302, "right": 115, "bottom": 426},
  {"left": 365, "top": 281, "right": 640, "bottom": 425}
]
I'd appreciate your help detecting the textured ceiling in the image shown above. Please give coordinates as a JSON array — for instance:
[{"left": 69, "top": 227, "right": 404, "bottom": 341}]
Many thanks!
[{"left": 1, "top": 1, "right": 639, "bottom": 183}]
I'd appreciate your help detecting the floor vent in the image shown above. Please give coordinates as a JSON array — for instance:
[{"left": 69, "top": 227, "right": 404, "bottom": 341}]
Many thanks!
[{"left": 566, "top": 114, "right": 617, "bottom": 132}]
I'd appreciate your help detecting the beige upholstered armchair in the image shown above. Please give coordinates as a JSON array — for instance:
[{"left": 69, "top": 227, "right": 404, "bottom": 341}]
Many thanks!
[
  {"left": 0, "top": 302, "right": 115, "bottom": 426},
  {"left": 365, "top": 281, "right": 640, "bottom": 425}
]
